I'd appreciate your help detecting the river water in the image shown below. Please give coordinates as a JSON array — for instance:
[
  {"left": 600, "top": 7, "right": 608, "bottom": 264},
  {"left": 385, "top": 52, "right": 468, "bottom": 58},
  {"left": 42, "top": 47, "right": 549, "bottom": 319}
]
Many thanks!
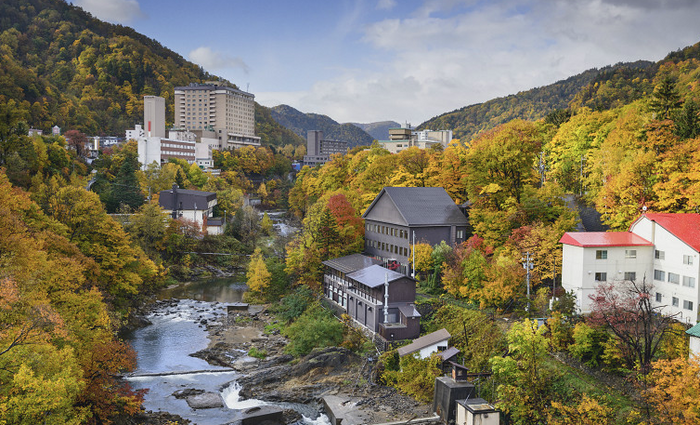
[{"left": 126, "top": 274, "right": 330, "bottom": 425}]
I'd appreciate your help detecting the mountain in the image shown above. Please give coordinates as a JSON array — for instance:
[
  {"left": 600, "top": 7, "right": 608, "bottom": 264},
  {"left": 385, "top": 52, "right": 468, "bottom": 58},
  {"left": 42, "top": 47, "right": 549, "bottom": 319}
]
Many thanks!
[
  {"left": 270, "top": 105, "right": 375, "bottom": 148},
  {"left": 419, "top": 61, "right": 657, "bottom": 141},
  {"left": 348, "top": 121, "right": 401, "bottom": 141},
  {"left": 0, "top": 0, "right": 301, "bottom": 147}
]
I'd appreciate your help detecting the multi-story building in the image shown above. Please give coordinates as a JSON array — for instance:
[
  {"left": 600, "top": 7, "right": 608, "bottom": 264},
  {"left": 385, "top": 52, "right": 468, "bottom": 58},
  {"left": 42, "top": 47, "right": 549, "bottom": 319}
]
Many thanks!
[
  {"left": 302, "top": 130, "right": 349, "bottom": 167},
  {"left": 322, "top": 253, "right": 421, "bottom": 342},
  {"left": 174, "top": 82, "right": 260, "bottom": 149},
  {"left": 560, "top": 213, "right": 700, "bottom": 324},
  {"left": 377, "top": 126, "right": 451, "bottom": 154},
  {"left": 363, "top": 187, "right": 469, "bottom": 274}
]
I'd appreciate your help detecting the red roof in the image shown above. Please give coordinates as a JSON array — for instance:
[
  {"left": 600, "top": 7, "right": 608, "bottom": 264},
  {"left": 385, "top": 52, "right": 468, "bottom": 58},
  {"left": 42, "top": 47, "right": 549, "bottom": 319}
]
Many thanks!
[
  {"left": 559, "top": 232, "right": 653, "bottom": 247},
  {"left": 633, "top": 213, "right": 700, "bottom": 252}
]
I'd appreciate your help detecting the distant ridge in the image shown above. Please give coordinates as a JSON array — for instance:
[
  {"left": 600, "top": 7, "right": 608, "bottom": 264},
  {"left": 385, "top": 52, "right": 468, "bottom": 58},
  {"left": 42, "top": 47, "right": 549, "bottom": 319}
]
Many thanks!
[
  {"left": 348, "top": 121, "right": 401, "bottom": 141},
  {"left": 270, "top": 105, "right": 375, "bottom": 148}
]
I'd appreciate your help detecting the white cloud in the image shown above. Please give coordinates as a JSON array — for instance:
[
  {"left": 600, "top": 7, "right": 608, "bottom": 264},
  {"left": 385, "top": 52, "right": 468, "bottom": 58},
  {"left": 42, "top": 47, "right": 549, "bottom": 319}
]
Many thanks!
[
  {"left": 73, "top": 0, "right": 145, "bottom": 24},
  {"left": 188, "top": 47, "right": 250, "bottom": 73},
  {"left": 267, "top": 0, "right": 700, "bottom": 124},
  {"left": 376, "top": 0, "right": 397, "bottom": 11}
]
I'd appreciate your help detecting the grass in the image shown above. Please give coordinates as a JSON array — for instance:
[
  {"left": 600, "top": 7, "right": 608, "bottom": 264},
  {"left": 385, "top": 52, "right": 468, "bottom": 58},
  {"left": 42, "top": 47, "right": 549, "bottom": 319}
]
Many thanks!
[{"left": 545, "top": 355, "right": 638, "bottom": 424}]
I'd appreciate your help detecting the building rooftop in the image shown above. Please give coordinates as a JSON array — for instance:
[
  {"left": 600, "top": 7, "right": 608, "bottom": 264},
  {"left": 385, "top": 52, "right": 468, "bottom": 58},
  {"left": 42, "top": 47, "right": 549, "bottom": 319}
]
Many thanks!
[
  {"left": 363, "top": 187, "right": 467, "bottom": 226},
  {"left": 347, "top": 264, "right": 407, "bottom": 288},
  {"left": 159, "top": 186, "right": 216, "bottom": 211},
  {"left": 397, "top": 328, "right": 451, "bottom": 357},
  {"left": 635, "top": 213, "right": 700, "bottom": 252},
  {"left": 322, "top": 254, "right": 382, "bottom": 275},
  {"left": 559, "top": 232, "right": 653, "bottom": 247},
  {"left": 687, "top": 322, "right": 700, "bottom": 338}
]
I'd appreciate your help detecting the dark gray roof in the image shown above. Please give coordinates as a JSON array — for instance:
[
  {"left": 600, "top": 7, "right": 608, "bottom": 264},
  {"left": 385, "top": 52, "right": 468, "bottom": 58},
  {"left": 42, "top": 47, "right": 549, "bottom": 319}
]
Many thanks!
[
  {"left": 159, "top": 187, "right": 216, "bottom": 211},
  {"left": 322, "top": 254, "right": 381, "bottom": 274},
  {"left": 207, "top": 218, "right": 223, "bottom": 226},
  {"left": 399, "top": 304, "right": 421, "bottom": 319},
  {"left": 397, "top": 328, "right": 451, "bottom": 357},
  {"left": 347, "top": 265, "right": 406, "bottom": 288},
  {"left": 439, "top": 347, "right": 460, "bottom": 361},
  {"left": 363, "top": 187, "right": 467, "bottom": 226}
]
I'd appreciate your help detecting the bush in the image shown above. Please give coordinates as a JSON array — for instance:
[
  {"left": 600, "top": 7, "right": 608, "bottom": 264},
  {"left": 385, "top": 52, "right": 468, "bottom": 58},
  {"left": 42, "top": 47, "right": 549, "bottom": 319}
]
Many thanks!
[
  {"left": 569, "top": 322, "right": 609, "bottom": 368},
  {"left": 283, "top": 301, "right": 343, "bottom": 357},
  {"left": 382, "top": 354, "right": 442, "bottom": 403},
  {"left": 273, "top": 286, "right": 314, "bottom": 323}
]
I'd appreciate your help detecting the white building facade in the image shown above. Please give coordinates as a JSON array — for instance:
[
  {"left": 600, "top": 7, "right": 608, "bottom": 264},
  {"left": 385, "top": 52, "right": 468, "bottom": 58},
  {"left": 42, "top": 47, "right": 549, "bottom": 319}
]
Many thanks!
[{"left": 560, "top": 213, "right": 700, "bottom": 324}]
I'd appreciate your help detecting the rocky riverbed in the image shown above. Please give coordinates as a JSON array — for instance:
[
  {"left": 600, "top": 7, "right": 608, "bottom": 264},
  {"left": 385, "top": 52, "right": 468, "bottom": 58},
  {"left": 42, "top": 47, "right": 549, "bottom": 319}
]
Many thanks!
[{"left": 191, "top": 306, "right": 435, "bottom": 424}]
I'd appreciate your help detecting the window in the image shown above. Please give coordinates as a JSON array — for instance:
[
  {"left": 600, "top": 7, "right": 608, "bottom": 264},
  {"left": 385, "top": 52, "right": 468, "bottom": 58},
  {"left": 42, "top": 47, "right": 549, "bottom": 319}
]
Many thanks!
[
  {"left": 595, "top": 272, "right": 607, "bottom": 282},
  {"left": 624, "top": 272, "right": 636, "bottom": 281},
  {"left": 654, "top": 269, "right": 665, "bottom": 281},
  {"left": 655, "top": 292, "right": 662, "bottom": 303},
  {"left": 596, "top": 250, "right": 608, "bottom": 259},
  {"left": 683, "top": 276, "right": 696, "bottom": 288},
  {"left": 672, "top": 297, "right": 679, "bottom": 307},
  {"left": 457, "top": 230, "right": 465, "bottom": 239},
  {"left": 683, "top": 300, "right": 694, "bottom": 311},
  {"left": 683, "top": 255, "right": 694, "bottom": 265},
  {"left": 625, "top": 249, "right": 637, "bottom": 259},
  {"left": 668, "top": 272, "right": 680, "bottom": 284},
  {"left": 655, "top": 250, "right": 665, "bottom": 260}
]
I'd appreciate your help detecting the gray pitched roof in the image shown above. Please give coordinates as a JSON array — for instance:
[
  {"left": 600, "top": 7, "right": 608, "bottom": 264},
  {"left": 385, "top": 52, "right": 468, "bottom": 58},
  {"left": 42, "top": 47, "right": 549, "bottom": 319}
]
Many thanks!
[
  {"left": 438, "top": 347, "right": 460, "bottom": 361},
  {"left": 322, "top": 254, "right": 382, "bottom": 274},
  {"left": 159, "top": 186, "right": 216, "bottom": 211},
  {"left": 363, "top": 187, "right": 467, "bottom": 226},
  {"left": 347, "top": 264, "right": 406, "bottom": 288},
  {"left": 397, "top": 328, "right": 451, "bottom": 357}
]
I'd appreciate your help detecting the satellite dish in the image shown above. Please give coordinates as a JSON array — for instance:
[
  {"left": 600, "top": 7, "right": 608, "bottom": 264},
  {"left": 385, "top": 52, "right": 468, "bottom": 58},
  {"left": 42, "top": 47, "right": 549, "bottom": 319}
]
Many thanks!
[{"left": 642, "top": 206, "right": 648, "bottom": 212}]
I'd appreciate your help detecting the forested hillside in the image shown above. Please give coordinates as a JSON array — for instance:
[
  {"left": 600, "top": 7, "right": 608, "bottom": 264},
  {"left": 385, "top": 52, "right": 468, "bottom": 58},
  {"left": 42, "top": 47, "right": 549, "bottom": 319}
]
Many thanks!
[
  {"left": 420, "top": 61, "right": 657, "bottom": 141},
  {"left": 270, "top": 104, "right": 375, "bottom": 147},
  {"left": 0, "top": 0, "right": 300, "bottom": 147}
]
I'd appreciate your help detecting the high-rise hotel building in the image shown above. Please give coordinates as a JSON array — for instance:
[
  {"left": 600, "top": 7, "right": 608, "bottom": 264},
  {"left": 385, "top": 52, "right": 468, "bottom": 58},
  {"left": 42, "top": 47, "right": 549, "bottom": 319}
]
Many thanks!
[{"left": 174, "top": 82, "right": 260, "bottom": 148}]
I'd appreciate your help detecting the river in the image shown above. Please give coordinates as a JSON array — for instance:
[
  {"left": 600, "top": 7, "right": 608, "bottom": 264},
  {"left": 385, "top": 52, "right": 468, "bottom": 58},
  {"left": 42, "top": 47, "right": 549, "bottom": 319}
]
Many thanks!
[{"left": 126, "top": 273, "right": 330, "bottom": 425}]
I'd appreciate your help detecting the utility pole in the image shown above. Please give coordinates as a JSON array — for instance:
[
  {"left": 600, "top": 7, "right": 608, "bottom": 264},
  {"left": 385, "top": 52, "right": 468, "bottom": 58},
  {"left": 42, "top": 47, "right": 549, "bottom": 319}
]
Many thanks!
[
  {"left": 521, "top": 252, "right": 534, "bottom": 313},
  {"left": 412, "top": 231, "right": 416, "bottom": 278}
]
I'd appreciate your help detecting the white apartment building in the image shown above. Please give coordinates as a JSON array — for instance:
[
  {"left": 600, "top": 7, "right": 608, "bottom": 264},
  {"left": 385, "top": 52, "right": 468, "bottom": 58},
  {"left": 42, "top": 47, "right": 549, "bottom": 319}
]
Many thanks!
[
  {"left": 174, "top": 82, "right": 260, "bottom": 149},
  {"left": 560, "top": 213, "right": 700, "bottom": 324}
]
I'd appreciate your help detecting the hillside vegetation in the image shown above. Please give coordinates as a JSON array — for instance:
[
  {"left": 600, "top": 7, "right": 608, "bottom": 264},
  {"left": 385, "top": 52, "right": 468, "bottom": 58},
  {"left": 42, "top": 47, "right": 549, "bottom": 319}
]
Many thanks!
[
  {"left": 0, "top": 0, "right": 301, "bottom": 147},
  {"left": 420, "top": 61, "right": 657, "bottom": 141}
]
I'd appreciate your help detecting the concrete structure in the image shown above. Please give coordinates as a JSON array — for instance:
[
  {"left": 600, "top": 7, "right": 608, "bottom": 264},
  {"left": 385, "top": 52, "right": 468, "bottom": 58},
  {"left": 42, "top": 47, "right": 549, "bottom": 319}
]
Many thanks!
[
  {"left": 433, "top": 377, "right": 475, "bottom": 424},
  {"left": 126, "top": 124, "right": 145, "bottom": 141},
  {"left": 377, "top": 126, "right": 452, "bottom": 153},
  {"left": 397, "top": 328, "right": 451, "bottom": 359},
  {"left": 687, "top": 323, "right": 700, "bottom": 358},
  {"left": 144, "top": 95, "right": 166, "bottom": 138},
  {"left": 138, "top": 134, "right": 196, "bottom": 168},
  {"left": 363, "top": 187, "right": 469, "bottom": 275},
  {"left": 455, "top": 398, "right": 500, "bottom": 425},
  {"left": 302, "top": 130, "right": 349, "bottom": 167},
  {"left": 322, "top": 254, "right": 420, "bottom": 342},
  {"left": 174, "top": 81, "right": 260, "bottom": 149},
  {"left": 158, "top": 184, "right": 218, "bottom": 230},
  {"left": 560, "top": 213, "right": 700, "bottom": 324}
]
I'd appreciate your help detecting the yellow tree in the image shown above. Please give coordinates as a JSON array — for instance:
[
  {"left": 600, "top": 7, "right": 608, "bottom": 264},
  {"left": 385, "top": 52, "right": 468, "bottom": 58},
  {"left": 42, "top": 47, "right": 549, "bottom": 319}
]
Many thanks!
[
  {"left": 247, "top": 248, "right": 271, "bottom": 294},
  {"left": 409, "top": 242, "right": 434, "bottom": 276},
  {"left": 646, "top": 355, "right": 700, "bottom": 424}
]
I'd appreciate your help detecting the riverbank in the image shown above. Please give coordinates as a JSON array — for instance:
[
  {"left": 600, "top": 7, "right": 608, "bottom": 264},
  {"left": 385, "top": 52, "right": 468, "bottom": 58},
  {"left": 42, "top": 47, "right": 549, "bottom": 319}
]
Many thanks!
[{"left": 193, "top": 306, "right": 435, "bottom": 424}]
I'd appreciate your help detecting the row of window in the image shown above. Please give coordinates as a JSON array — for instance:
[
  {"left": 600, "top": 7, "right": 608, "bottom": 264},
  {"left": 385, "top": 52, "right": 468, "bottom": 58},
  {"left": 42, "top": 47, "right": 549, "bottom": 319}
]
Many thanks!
[
  {"left": 654, "top": 292, "right": 694, "bottom": 311},
  {"left": 366, "top": 239, "right": 408, "bottom": 257},
  {"left": 367, "top": 224, "right": 410, "bottom": 239},
  {"left": 596, "top": 249, "right": 695, "bottom": 265},
  {"left": 594, "top": 272, "right": 637, "bottom": 281},
  {"left": 653, "top": 269, "right": 696, "bottom": 288},
  {"left": 162, "top": 151, "right": 195, "bottom": 157}
]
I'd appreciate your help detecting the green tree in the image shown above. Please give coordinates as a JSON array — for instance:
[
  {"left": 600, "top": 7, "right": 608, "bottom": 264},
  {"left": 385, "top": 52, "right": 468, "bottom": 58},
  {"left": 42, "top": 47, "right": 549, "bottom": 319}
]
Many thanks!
[
  {"left": 381, "top": 354, "right": 442, "bottom": 403},
  {"left": 490, "top": 319, "right": 557, "bottom": 425},
  {"left": 649, "top": 76, "right": 681, "bottom": 120}
]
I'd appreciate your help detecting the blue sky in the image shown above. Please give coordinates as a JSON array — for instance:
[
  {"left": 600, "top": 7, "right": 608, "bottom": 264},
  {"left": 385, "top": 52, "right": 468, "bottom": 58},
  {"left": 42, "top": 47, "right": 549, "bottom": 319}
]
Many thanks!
[{"left": 71, "top": 0, "right": 700, "bottom": 125}]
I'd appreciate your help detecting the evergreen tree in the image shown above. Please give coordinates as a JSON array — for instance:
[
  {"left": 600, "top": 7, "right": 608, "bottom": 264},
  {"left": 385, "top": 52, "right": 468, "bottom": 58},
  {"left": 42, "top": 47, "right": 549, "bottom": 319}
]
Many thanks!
[
  {"left": 649, "top": 76, "right": 682, "bottom": 120},
  {"left": 674, "top": 99, "right": 700, "bottom": 139}
]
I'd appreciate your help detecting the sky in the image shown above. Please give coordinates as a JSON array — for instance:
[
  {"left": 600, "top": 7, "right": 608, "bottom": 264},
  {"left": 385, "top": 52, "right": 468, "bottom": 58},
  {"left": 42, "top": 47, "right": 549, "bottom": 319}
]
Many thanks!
[{"left": 71, "top": 0, "right": 700, "bottom": 126}]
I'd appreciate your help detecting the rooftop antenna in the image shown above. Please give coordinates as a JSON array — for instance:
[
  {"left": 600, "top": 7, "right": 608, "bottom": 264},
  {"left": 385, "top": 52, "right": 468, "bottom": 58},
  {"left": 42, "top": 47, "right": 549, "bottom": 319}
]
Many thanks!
[{"left": 246, "top": 83, "right": 250, "bottom": 92}]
